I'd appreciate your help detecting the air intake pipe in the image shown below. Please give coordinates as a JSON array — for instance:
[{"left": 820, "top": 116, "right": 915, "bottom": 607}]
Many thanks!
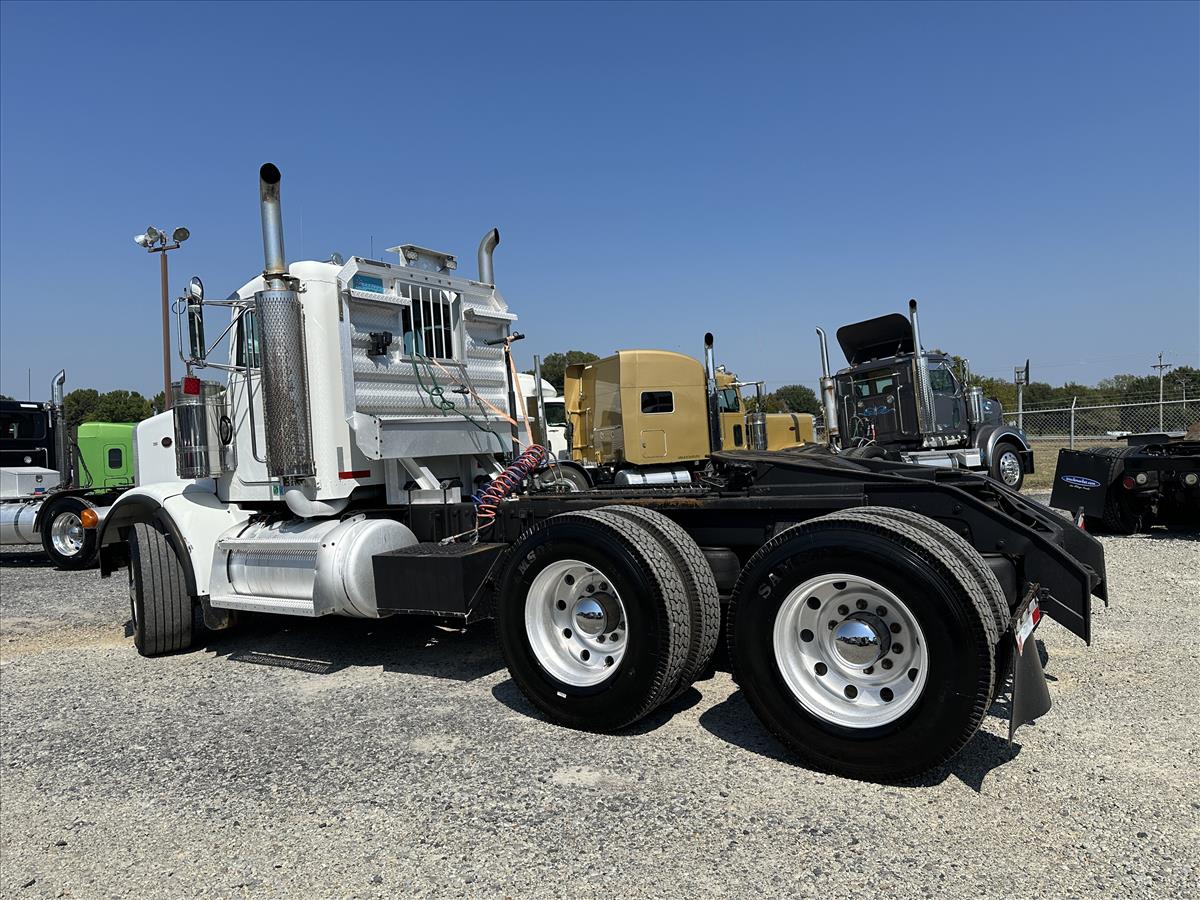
[
  {"left": 815, "top": 328, "right": 839, "bottom": 448},
  {"left": 703, "top": 333, "right": 722, "bottom": 454},
  {"left": 477, "top": 228, "right": 500, "bottom": 286},
  {"left": 50, "top": 370, "right": 69, "bottom": 485},
  {"left": 908, "top": 299, "right": 937, "bottom": 438},
  {"left": 254, "top": 163, "right": 315, "bottom": 485}
]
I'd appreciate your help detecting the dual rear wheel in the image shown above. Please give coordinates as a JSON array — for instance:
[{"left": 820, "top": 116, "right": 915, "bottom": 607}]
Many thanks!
[{"left": 497, "top": 505, "right": 1003, "bottom": 781}]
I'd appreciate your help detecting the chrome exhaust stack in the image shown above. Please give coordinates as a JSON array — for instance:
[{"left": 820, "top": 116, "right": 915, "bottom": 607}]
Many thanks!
[
  {"left": 704, "top": 333, "right": 722, "bottom": 453},
  {"left": 477, "top": 228, "right": 500, "bottom": 286},
  {"left": 815, "top": 328, "right": 840, "bottom": 448},
  {"left": 253, "top": 163, "right": 314, "bottom": 483},
  {"left": 908, "top": 299, "right": 937, "bottom": 438},
  {"left": 50, "top": 370, "right": 69, "bottom": 485}
]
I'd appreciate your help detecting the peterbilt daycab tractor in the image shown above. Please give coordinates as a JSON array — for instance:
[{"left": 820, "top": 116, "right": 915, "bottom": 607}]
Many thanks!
[
  {"left": 95, "top": 164, "right": 1108, "bottom": 782},
  {"left": 816, "top": 302, "right": 1034, "bottom": 490}
]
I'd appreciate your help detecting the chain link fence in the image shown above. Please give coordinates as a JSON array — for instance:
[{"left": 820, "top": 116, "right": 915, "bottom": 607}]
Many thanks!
[{"left": 1018, "top": 398, "right": 1199, "bottom": 490}]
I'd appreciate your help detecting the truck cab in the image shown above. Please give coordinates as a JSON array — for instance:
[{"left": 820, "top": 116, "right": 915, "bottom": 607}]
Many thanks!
[{"left": 826, "top": 305, "right": 1033, "bottom": 489}]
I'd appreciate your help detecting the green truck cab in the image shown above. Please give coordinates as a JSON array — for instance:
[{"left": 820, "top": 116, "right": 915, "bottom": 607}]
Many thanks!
[{"left": 75, "top": 422, "right": 136, "bottom": 489}]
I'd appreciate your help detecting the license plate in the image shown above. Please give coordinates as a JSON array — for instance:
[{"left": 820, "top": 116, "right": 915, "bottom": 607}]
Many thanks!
[{"left": 1015, "top": 596, "right": 1042, "bottom": 654}]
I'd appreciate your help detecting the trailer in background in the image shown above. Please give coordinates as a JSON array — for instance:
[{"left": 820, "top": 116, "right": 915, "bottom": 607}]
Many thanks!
[{"left": 1050, "top": 429, "right": 1200, "bottom": 534}]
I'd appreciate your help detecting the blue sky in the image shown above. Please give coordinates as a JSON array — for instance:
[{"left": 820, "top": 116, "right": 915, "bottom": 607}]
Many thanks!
[{"left": 1, "top": 1, "right": 1197, "bottom": 401}]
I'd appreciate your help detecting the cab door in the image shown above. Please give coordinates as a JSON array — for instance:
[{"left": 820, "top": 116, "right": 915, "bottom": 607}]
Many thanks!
[
  {"left": 929, "top": 363, "right": 964, "bottom": 432},
  {"left": 718, "top": 387, "right": 745, "bottom": 449}
]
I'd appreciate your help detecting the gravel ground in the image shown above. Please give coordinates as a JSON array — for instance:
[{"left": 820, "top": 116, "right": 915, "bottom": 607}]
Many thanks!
[{"left": 2, "top": 533, "right": 1198, "bottom": 899}]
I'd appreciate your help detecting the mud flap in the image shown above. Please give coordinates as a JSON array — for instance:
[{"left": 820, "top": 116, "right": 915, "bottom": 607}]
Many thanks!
[{"left": 1009, "top": 589, "right": 1053, "bottom": 748}]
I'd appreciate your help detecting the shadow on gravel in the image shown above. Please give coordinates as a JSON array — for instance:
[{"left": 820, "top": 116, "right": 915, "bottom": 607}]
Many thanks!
[
  {"left": 698, "top": 689, "right": 1020, "bottom": 791},
  {"left": 197, "top": 615, "right": 506, "bottom": 683},
  {"left": 0, "top": 551, "right": 55, "bottom": 569},
  {"left": 489, "top": 678, "right": 704, "bottom": 733}
]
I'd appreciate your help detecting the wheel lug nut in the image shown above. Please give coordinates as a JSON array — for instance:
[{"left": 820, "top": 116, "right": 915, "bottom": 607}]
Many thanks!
[
  {"left": 599, "top": 583, "right": 608, "bottom": 592},
  {"left": 863, "top": 666, "right": 874, "bottom": 675},
  {"left": 586, "top": 584, "right": 595, "bottom": 594},
  {"left": 856, "top": 599, "right": 867, "bottom": 610},
  {"left": 827, "top": 621, "right": 836, "bottom": 630},
  {"left": 581, "top": 649, "right": 591, "bottom": 661},
  {"left": 837, "top": 604, "right": 849, "bottom": 616},
  {"left": 880, "top": 687, "right": 894, "bottom": 702},
  {"left": 563, "top": 628, "right": 572, "bottom": 638},
  {"left": 597, "top": 634, "right": 606, "bottom": 643},
  {"left": 605, "top": 656, "right": 614, "bottom": 667},
  {"left": 881, "top": 658, "right": 893, "bottom": 670},
  {"left": 556, "top": 600, "right": 567, "bottom": 611}
]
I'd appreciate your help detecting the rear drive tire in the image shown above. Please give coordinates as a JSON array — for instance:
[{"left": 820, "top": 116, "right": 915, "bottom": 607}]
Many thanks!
[
  {"left": 728, "top": 512, "right": 997, "bottom": 781},
  {"left": 1083, "top": 446, "right": 1147, "bottom": 534},
  {"left": 40, "top": 496, "right": 98, "bottom": 570},
  {"left": 989, "top": 441, "right": 1025, "bottom": 491},
  {"left": 823, "top": 507, "right": 1013, "bottom": 697},
  {"left": 495, "top": 511, "right": 692, "bottom": 731},
  {"left": 602, "top": 505, "right": 721, "bottom": 695},
  {"left": 129, "top": 521, "right": 193, "bottom": 657}
]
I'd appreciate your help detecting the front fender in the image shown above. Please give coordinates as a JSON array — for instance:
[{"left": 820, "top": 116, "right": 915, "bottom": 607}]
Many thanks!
[
  {"left": 98, "top": 483, "right": 249, "bottom": 597},
  {"left": 975, "top": 424, "right": 1033, "bottom": 466}
]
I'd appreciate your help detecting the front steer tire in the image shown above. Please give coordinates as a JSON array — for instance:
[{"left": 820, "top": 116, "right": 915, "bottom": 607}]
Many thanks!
[
  {"left": 989, "top": 441, "right": 1026, "bottom": 491},
  {"left": 494, "top": 511, "right": 692, "bottom": 732},
  {"left": 128, "top": 521, "right": 194, "bottom": 657},
  {"left": 728, "top": 512, "right": 998, "bottom": 782}
]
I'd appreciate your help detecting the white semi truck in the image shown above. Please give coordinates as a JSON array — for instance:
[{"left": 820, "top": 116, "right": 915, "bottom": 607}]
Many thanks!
[{"left": 94, "top": 164, "right": 1108, "bottom": 781}]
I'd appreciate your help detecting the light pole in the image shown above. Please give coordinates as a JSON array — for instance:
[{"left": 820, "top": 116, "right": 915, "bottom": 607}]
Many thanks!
[{"left": 135, "top": 226, "right": 190, "bottom": 410}]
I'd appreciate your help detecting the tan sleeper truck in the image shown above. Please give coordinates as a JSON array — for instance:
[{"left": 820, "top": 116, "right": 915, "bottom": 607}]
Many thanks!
[{"left": 561, "top": 334, "right": 814, "bottom": 487}]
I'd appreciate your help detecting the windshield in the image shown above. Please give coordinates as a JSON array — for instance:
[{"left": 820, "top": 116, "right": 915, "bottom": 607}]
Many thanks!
[
  {"left": 1, "top": 409, "right": 47, "bottom": 442},
  {"left": 544, "top": 401, "right": 567, "bottom": 427}
]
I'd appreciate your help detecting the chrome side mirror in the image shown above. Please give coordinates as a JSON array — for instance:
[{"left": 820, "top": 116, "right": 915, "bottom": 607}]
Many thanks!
[{"left": 186, "top": 277, "right": 206, "bottom": 362}]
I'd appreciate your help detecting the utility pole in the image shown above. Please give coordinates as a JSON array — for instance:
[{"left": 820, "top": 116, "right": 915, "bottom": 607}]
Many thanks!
[{"left": 1151, "top": 352, "right": 1172, "bottom": 431}]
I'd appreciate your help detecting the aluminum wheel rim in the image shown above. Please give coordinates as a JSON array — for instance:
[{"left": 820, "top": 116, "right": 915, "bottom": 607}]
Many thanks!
[
  {"left": 525, "top": 559, "right": 627, "bottom": 687},
  {"left": 998, "top": 451, "right": 1022, "bottom": 486},
  {"left": 50, "top": 511, "right": 85, "bottom": 557},
  {"left": 773, "top": 573, "right": 928, "bottom": 729}
]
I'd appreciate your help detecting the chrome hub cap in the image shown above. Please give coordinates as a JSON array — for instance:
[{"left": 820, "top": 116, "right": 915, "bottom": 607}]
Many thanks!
[
  {"left": 773, "top": 573, "right": 928, "bottom": 728},
  {"left": 50, "top": 511, "right": 85, "bottom": 557},
  {"left": 526, "top": 560, "right": 627, "bottom": 687},
  {"left": 998, "top": 451, "right": 1022, "bottom": 486},
  {"left": 832, "top": 614, "right": 890, "bottom": 667}
]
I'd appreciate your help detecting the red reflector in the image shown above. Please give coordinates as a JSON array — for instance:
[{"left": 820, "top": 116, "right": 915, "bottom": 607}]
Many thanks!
[
  {"left": 1031, "top": 606, "right": 1041, "bottom": 626},
  {"left": 1121, "top": 475, "right": 1136, "bottom": 490},
  {"left": 338, "top": 470, "right": 371, "bottom": 480},
  {"left": 182, "top": 376, "right": 201, "bottom": 396}
]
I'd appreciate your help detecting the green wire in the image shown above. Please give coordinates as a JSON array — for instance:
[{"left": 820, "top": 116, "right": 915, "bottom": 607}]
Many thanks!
[{"left": 409, "top": 349, "right": 506, "bottom": 453}]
